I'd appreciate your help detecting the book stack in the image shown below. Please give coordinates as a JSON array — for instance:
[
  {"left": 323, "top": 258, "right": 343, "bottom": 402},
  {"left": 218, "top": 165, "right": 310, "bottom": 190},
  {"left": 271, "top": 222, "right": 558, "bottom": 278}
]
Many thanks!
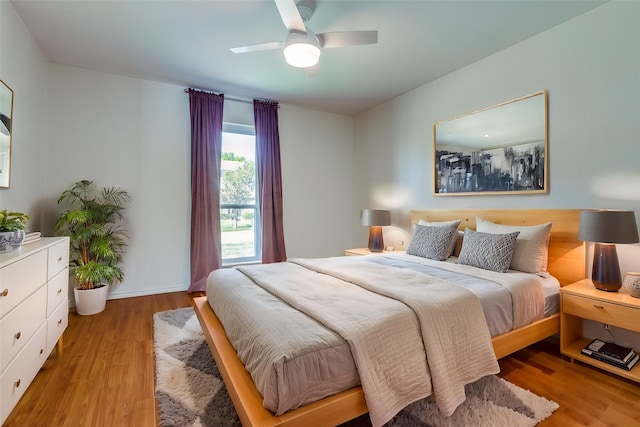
[
  {"left": 22, "top": 231, "right": 42, "bottom": 245},
  {"left": 581, "top": 339, "right": 639, "bottom": 371}
]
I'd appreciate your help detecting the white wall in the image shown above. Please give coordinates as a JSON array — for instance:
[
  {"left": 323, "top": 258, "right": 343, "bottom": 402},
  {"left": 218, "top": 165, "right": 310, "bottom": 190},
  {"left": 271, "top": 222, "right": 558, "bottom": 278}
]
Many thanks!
[
  {"left": 0, "top": 2, "right": 51, "bottom": 229},
  {"left": 45, "top": 65, "right": 354, "bottom": 300},
  {"left": 353, "top": 1, "right": 640, "bottom": 348},
  {"left": 2, "top": 0, "right": 355, "bottom": 301},
  {"left": 353, "top": 1, "right": 640, "bottom": 274},
  {"left": 46, "top": 65, "right": 192, "bottom": 299},
  {"left": 279, "top": 105, "right": 354, "bottom": 257}
]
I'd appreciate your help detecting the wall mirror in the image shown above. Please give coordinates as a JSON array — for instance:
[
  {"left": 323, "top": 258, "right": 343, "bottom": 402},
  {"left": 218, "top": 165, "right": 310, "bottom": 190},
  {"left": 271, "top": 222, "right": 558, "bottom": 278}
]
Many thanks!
[
  {"left": 0, "top": 79, "right": 14, "bottom": 188},
  {"left": 433, "top": 91, "right": 548, "bottom": 196}
]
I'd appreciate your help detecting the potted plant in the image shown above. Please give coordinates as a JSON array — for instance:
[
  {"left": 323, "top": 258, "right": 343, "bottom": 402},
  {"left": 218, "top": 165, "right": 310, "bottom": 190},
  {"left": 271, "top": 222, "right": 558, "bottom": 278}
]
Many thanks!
[
  {"left": 55, "top": 180, "right": 131, "bottom": 315},
  {"left": 0, "top": 210, "right": 30, "bottom": 253}
]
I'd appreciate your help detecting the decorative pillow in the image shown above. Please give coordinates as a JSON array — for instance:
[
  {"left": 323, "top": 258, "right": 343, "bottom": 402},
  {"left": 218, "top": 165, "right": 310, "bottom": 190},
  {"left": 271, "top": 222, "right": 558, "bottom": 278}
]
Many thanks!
[
  {"left": 418, "top": 219, "right": 461, "bottom": 258},
  {"left": 407, "top": 223, "right": 458, "bottom": 261},
  {"left": 458, "top": 229, "right": 520, "bottom": 273},
  {"left": 476, "top": 218, "right": 553, "bottom": 274}
]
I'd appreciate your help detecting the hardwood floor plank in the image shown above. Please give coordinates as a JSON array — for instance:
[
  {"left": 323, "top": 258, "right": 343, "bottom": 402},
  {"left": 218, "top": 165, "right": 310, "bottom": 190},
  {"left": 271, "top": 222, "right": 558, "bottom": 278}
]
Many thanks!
[
  {"left": 3, "top": 292, "right": 640, "bottom": 426},
  {"left": 3, "top": 291, "right": 192, "bottom": 427}
]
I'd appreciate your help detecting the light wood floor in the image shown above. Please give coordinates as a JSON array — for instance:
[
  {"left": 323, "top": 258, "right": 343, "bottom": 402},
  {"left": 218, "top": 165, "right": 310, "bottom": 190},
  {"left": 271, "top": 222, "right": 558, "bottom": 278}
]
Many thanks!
[{"left": 4, "top": 292, "right": 640, "bottom": 426}]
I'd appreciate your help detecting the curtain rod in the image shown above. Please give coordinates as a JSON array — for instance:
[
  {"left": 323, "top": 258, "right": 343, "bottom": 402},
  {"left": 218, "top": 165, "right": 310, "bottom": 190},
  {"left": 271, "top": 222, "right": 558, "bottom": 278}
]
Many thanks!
[{"left": 184, "top": 88, "right": 279, "bottom": 107}]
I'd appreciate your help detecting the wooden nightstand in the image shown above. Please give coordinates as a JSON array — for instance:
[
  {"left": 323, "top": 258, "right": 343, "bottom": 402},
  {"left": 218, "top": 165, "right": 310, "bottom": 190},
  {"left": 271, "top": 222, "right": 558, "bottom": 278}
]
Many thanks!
[
  {"left": 560, "top": 279, "right": 640, "bottom": 382},
  {"left": 343, "top": 248, "right": 403, "bottom": 256}
]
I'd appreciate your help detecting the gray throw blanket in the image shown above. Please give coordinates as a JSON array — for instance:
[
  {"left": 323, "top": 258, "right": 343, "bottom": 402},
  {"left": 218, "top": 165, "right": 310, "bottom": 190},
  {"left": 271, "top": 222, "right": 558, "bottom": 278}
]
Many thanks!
[{"left": 239, "top": 256, "right": 499, "bottom": 426}]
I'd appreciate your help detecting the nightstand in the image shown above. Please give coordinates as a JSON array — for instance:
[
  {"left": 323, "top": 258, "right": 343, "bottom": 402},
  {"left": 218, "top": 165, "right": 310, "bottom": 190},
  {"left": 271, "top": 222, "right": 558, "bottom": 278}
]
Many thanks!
[
  {"left": 560, "top": 279, "right": 640, "bottom": 382},
  {"left": 343, "top": 248, "right": 403, "bottom": 256}
]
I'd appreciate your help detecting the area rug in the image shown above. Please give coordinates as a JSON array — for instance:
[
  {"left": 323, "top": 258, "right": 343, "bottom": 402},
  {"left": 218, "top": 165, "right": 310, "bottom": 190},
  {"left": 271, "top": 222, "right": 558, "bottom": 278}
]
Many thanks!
[{"left": 153, "top": 307, "right": 559, "bottom": 427}]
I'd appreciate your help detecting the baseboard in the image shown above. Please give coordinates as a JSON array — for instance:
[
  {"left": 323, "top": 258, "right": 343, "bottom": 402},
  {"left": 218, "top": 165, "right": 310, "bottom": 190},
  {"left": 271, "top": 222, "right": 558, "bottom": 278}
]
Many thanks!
[{"left": 67, "top": 284, "right": 188, "bottom": 308}]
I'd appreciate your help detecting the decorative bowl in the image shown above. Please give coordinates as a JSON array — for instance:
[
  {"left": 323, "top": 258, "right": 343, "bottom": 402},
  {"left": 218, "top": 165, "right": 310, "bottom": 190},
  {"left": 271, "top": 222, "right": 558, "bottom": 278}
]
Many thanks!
[
  {"left": 623, "top": 272, "right": 640, "bottom": 298},
  {"left": 0, "top": 230, "right": 25, "bottom": 254}
]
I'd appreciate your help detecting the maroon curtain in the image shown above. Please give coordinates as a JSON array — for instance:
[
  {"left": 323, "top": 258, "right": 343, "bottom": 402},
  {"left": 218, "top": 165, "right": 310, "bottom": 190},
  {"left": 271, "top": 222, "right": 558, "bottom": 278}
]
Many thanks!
[
  {"left": 254, "top": 100, "right": 287, "bottom": 263},
  {"left": 188, "top": 89, "right": 224, "bottom": 292}
]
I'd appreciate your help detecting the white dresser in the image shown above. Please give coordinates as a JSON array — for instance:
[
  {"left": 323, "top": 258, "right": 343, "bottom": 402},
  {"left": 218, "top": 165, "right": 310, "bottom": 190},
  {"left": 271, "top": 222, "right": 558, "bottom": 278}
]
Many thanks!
[{"left": 0, "top": 237, "right": 69, "bottom": 425}]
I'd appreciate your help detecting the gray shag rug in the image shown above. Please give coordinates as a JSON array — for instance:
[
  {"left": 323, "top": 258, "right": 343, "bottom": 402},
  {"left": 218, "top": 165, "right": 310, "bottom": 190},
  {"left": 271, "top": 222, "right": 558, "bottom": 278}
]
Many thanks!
[{"left": 154, "top": 307, "right": 558, "bottom": 427}]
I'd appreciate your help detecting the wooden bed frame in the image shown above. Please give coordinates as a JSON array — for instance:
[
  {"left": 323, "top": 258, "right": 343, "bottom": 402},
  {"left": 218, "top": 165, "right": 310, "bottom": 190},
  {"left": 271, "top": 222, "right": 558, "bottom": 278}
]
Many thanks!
[{"left": 192, "top": 209, "right": 585, "bottom": 427}]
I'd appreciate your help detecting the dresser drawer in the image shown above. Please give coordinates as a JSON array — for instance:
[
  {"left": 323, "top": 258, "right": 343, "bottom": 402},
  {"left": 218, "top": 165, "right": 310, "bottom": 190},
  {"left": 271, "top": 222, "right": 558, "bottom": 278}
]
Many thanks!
[
  {"left": 47, "top": 268, "right": 68, "bottom": 316},
  {"left": 562, "top": 293, "right": 639, "bottom": 331},
  {"left": 47, "top": 239, "right": 69, "bottom": 280},
  {"left": 0, "top": 250, "right": 47, "bottom": 317},
  {"left": 0, "top": 323, "right": 47, "bottom": 425},
  {"left": 47, "top": 299, "right": 68, "bottom": 355},
  {"left": 0, "top": 286, "right": 47, "bottom": 372}
]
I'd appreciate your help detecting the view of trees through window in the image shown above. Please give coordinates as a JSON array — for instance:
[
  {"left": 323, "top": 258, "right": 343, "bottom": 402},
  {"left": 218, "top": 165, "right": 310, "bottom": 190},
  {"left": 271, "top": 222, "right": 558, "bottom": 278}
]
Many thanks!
[{"left": 220, "top": 128, "right": 260, "bottom": 262}]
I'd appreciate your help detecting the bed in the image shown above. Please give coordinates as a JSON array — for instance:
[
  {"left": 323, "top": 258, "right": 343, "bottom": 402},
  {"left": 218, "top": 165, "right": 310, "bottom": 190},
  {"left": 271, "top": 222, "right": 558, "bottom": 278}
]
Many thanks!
[{"left": 193, "top": 209, "right": 585, "bottom": 427}]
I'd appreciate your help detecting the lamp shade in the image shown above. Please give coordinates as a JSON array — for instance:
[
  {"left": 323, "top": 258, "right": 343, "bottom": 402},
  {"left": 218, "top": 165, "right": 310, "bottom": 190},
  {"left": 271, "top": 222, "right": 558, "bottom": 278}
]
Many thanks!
[
  {"left": 578, "top": 210, "right": 639, "bottom": 244},
  {"left": 360, "top": 209, "right": 391, "bottom": 227}
]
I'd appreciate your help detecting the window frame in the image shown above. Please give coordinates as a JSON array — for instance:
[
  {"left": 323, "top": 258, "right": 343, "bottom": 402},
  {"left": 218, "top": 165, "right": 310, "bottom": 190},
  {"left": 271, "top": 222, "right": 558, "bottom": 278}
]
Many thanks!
[{"left": 220, "top": 122, "right": 261, "bottom": 265}]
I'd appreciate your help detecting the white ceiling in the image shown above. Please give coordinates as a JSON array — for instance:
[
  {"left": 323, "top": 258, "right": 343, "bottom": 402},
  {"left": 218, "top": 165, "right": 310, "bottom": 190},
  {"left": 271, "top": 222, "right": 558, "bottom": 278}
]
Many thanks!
[{"left": 11, "top": 0, "right": 605, "bottom": 116}]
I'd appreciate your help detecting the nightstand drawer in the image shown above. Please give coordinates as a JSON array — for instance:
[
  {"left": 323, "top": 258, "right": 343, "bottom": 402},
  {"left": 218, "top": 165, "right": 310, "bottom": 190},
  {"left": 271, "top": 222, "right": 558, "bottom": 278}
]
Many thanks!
[{"left": 562, "top": 293, "right": 639, "bottom": 331}]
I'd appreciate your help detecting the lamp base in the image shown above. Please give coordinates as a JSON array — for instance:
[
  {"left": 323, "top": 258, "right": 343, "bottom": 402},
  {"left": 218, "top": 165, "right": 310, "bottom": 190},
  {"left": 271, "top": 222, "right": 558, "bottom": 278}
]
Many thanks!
[
  {"left": 368, "top": 226, "right": 384, "bottom": 252},
  {"left": 592, "top": 243, "right": 622, "bottom": 292}
]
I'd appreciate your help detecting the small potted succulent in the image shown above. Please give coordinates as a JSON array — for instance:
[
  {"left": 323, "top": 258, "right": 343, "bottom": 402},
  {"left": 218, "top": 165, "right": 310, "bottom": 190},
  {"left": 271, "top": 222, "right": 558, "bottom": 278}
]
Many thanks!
[{"left": 0, "top": 210, "right": 30, "bottom": 253}]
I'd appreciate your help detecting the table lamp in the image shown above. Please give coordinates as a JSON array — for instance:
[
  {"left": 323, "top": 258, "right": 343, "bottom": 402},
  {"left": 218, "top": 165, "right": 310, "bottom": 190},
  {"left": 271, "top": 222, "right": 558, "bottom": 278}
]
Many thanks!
[
  {"left": 578, "top": 209, "right": 639, "bottom": 291},
  {"left": 360, "top": 209, "right": 390, "bottom": 252}
]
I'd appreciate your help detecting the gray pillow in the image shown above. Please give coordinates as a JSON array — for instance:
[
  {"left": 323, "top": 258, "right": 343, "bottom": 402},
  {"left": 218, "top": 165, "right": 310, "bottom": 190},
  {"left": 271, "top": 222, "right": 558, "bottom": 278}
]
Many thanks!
[
  {"left": 458, "top": 228, "right": 520, "bottom": 273},
  {"left": 417, "top": 219, "right": 461, "bottom": 258},
  {"left": 406, "top": 223, "right": 458, "bottom": 261}
]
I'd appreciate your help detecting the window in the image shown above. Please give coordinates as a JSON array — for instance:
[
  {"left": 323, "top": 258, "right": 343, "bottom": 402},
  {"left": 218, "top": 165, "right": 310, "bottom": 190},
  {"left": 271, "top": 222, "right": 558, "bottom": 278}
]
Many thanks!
[{"left": 220, "top": 123, "right": 261, "bottom": 264}]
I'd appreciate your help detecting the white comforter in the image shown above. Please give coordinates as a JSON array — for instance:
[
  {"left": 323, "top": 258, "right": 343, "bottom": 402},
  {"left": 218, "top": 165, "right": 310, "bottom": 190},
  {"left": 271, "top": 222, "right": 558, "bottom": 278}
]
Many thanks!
[{"left": 237, "top": 257, "right": 500, "bottom": 426}]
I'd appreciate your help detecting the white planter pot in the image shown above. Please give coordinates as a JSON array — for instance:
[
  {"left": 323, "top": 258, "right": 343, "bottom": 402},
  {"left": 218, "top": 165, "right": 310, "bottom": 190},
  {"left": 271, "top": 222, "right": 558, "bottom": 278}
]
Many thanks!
[{"left": 74, "top": 284, "right": 109, "bottom": 315}]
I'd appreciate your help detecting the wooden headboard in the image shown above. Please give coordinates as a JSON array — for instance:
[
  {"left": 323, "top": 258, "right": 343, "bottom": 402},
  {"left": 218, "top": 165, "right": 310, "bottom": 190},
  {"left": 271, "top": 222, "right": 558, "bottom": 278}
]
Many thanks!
[{"left": 410, "top": 209, "right": 585, "bottom": 286}]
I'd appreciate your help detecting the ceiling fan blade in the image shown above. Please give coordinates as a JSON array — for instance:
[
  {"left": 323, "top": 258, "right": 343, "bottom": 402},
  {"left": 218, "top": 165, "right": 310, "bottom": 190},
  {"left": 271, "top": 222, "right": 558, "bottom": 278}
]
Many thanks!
[
  {"left": 317, "top": 31, "right": 378, "bottom": 48},
  {"left": 230, "top": 41, "right": 284, "bottom": 54},
  {"left": 305, "top": 63, "right": 320, "bottom": 77},
  {"left": 274, "top": 0, "right": 306, "bottom": 33}
]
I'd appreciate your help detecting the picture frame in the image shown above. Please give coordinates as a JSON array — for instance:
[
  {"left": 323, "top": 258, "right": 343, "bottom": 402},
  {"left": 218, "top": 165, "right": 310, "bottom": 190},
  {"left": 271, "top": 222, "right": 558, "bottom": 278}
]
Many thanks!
[
  {"left": 0, "top": 79, "right": 14, "bottom": 188},
  {"left": 433, "top": 91, "right": 548, "bottom": 196}
]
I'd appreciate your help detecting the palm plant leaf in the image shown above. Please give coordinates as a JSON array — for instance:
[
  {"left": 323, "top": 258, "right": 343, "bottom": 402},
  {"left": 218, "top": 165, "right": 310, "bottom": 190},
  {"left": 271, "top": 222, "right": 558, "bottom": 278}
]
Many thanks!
[{"left": 55, "top": 180, "right": 130, "bottom": 290}]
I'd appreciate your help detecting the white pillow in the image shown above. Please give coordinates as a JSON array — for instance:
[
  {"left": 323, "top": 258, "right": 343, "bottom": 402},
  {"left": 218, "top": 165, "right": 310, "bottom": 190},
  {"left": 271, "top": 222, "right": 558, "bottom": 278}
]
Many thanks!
[
  {"left": 476, "top": 217, "right": 553, "bottom": 274},
  {"left": 418, "top": 219, "right": 461, "bottom": 258}
]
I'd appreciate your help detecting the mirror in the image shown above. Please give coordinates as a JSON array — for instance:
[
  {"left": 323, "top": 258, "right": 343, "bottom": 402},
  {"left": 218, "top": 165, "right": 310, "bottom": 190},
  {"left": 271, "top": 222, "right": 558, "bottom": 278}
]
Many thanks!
[
  {"left": 0, "top": 79, "right": 14, "bottom": 188},
  {"left": 433, "top": 91, "right": 547, "bottom": 196}
]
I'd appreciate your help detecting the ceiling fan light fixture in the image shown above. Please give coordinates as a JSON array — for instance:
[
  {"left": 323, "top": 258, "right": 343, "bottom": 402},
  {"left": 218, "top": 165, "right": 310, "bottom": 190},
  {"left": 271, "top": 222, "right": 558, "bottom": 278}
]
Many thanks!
[{"left": 283, "top": 31, "right": 320, "bottom": 68}]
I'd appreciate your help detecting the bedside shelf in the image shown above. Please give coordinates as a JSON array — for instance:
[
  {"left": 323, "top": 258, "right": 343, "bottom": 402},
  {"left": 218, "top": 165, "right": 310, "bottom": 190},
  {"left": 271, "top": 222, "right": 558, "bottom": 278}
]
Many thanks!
[
  {"left": 560, "top": 279, "right": 640, "bottom": 383},
  {"left": 563, "top": 337, "right": 640, "bottom": 382}
]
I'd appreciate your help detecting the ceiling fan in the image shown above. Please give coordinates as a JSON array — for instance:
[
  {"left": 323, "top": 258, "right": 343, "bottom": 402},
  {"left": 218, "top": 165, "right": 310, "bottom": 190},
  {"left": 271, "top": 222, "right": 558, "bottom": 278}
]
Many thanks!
[{"left": 229, "top": 0, "right": 378, "bottom": 75}]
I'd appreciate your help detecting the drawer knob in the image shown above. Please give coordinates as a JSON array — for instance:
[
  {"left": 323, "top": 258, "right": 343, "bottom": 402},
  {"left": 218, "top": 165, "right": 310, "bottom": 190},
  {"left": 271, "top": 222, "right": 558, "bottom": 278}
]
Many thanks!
[
  {"left": 57, "top": 319, "right": 63, "bottom": 326},
  {"left": 14, "top": 379, "right": 20, "bottom": 388},
  {"left": 58, "top": 256, "right": 63, "bottom": 262},
  {"left": 15, "top": 331, "right": 21, "bottom": 340},
  {"left": 1, "top": 289, "right": 8, "bottom": 297},
  {"left": 40, "top": 349, "right": 44, "bottom": 355},
  {"left": 57, "top": 288, "right": 63, "bottom": 295}
]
